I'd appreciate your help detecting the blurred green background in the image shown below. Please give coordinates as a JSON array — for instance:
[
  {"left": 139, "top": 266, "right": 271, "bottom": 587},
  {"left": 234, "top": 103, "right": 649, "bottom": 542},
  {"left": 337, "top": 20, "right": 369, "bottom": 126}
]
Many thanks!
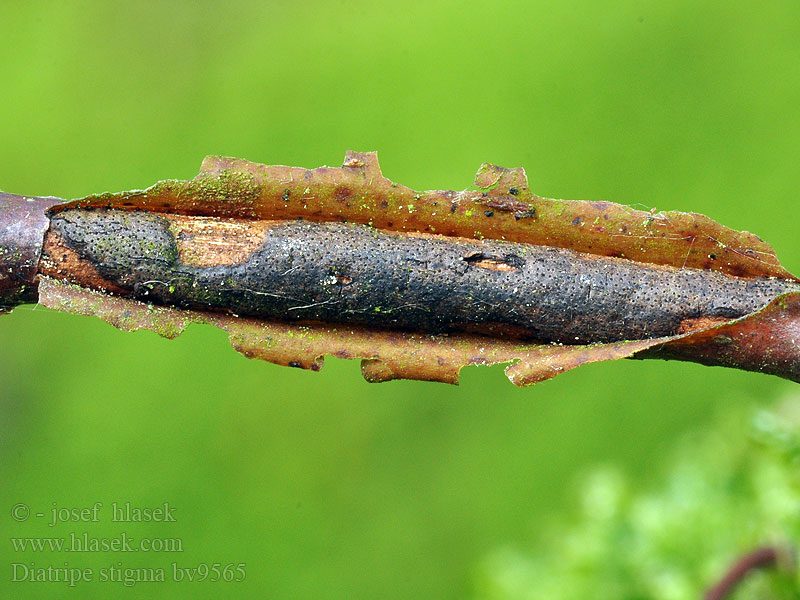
[{"left": 1, "top": 1, "right": 799, "bottom": 598}]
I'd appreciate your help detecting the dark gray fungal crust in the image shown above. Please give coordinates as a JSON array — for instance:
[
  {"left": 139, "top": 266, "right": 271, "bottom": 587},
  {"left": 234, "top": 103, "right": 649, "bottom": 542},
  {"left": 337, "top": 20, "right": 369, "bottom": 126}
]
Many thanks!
[{"left": 47, "top": 209, "right": 800, "bottom": 344}]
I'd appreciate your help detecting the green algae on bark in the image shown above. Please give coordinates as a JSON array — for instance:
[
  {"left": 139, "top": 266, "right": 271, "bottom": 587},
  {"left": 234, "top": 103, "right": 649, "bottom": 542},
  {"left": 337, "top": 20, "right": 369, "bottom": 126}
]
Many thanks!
[
  {"left": 43, "top": 208, "right": 800, "bottom": 345},
  {"left": 3, "top": 151, "right": 800, "bottom": 385},
  {"left": 52, "top": 151, "right": 797, "bottom": 281}
]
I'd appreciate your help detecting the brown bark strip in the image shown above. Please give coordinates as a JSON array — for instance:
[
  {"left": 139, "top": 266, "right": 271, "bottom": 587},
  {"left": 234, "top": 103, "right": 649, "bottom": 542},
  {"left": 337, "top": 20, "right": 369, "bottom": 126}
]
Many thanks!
[
  {"left": 39, "top": 230, "right": 127, "bottom": 295},
  {"left": 51, "top": 151, "right": 797, "bottom": 280}
]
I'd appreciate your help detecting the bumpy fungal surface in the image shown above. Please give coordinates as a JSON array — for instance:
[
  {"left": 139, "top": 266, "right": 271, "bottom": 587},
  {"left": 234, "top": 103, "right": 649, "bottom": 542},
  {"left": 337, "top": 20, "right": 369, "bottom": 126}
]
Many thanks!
[
  {"left": 4, "top": 150, "right": 800, "bottom": 385},
  {"left": 42, "top": 208, "right": 798, "bottom": 345}
]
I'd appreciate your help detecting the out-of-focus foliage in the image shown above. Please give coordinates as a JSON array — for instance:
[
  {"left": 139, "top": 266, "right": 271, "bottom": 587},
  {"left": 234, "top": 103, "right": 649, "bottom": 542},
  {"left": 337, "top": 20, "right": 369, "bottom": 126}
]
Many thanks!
[{"left": 474, "top": 399, "right": 800, "bottom": 599}]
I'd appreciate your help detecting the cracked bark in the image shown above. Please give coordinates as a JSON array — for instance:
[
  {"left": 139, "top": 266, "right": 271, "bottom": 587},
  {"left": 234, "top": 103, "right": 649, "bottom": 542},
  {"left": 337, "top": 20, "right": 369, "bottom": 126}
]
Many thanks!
[
  {"left": 2, "top": 151, "right": 800, "bottom": 385},
  {"left": 40, "top": 208, "right": 797, "bottom": 345}
]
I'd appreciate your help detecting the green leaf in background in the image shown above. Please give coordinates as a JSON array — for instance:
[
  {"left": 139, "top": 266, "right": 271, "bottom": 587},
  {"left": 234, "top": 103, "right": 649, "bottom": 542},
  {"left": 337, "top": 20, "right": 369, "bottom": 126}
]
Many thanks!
[{"left": 474, "top": 399, "right": 800, "bottom": 599}]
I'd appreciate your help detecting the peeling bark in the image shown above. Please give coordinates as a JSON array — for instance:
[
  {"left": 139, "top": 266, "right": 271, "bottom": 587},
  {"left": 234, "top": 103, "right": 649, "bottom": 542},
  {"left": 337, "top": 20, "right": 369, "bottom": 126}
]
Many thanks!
[
  {"left": 3, "top": 151, "right": 800, "bottom": 385},
  {"left": 53, "top": 151, "right": 797, "bottom": 280},
  {"left": 40, "top": 208, "right": 798, "bottom": 345}
]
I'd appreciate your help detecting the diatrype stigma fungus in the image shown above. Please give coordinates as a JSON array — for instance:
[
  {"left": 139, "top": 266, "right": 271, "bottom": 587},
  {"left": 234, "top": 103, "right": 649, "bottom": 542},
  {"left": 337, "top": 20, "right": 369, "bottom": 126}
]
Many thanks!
[{"left": 2, "top": 152, "right": 799, "bottom": 385}]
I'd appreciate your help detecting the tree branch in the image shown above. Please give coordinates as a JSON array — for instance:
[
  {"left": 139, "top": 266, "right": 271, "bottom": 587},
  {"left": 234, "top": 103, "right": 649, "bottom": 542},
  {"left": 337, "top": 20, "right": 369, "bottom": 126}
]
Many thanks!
[
  {"left": 3, "top": 152, "right": 800, "bottom": 385},
  {"left": 705, "top": 545, "right": 795, "bottom": 600}
]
